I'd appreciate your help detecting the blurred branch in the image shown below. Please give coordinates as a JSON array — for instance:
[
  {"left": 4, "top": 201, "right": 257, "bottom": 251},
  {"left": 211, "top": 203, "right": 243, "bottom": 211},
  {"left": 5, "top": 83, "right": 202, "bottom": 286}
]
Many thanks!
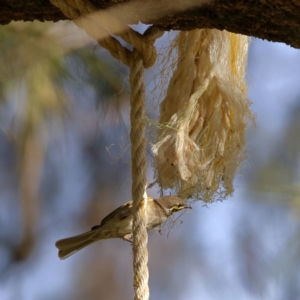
[{"left": 15, "top": 135, "right": 44, "bottom": 261}]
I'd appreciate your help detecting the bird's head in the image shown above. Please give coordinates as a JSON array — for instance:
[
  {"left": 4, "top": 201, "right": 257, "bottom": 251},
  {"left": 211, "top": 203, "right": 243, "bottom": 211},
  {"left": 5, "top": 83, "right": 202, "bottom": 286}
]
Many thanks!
[{"left": 157, "top": 196, "right": 191, "bottom": 216}]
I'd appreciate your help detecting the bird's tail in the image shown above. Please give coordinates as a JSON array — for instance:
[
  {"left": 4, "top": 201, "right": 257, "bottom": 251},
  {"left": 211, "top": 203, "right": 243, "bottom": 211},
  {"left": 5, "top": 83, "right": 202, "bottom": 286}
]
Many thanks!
[{"left": 55, "top": 230, "right": 98, "bottom": 259}]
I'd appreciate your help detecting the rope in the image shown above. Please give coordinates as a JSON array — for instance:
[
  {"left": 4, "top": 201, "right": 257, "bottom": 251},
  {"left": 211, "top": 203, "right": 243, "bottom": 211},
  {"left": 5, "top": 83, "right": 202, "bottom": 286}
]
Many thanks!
[
  {"left": 49, "top": 1, "right": 163, "bottom": 299},
  {"left": 128, "top": 27, "right": 163, "bottom": 300}
]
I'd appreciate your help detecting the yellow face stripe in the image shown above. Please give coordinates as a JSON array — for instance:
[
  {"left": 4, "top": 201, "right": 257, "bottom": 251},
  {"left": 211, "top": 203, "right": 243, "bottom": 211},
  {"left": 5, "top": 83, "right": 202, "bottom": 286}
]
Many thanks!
[{"left": 171, "top": 205, "right": 184, "bottom": 211}]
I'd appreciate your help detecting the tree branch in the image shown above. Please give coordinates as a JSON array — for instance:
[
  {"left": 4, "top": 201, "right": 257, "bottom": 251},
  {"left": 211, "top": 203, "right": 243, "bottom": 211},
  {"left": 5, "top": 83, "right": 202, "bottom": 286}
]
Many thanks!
[{"left": 1, "top": 0, "right": 300, "bottom": 49}]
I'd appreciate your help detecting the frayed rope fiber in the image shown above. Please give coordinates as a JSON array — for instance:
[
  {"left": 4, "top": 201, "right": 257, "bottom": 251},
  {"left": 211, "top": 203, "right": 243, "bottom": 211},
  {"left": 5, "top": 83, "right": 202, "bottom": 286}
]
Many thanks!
[{"left": 152, "top": 29, "right": 253, "bottom": 202}]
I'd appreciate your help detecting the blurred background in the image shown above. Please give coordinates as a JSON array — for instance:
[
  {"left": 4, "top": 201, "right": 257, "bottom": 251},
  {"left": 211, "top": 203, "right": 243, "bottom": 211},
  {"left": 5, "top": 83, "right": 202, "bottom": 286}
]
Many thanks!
[{"left": 0, "top": 21, "right": 300, "bottom": 300}]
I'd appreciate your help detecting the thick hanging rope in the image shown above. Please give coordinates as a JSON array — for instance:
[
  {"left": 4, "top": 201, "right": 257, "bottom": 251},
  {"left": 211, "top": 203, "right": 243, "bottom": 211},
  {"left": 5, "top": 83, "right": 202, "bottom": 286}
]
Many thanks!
[
  {"left": 114, "top": 26, "right": 163, "bottom": 300},
  {"left": 49, "top": 1, "right": 163, "bottom": 299},
  {"left": 126, "top": 28, "right": 163, "bottom": 300}
]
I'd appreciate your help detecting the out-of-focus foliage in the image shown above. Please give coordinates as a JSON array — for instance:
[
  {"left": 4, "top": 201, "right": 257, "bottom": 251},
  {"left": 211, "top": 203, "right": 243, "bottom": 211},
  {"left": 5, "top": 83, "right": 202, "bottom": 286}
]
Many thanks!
[
  {"left": 247, "top": 104, "right": 300, "bottom": 205},
  {"left": 0, "top": 21, "right": 129, "bottom": 267}
]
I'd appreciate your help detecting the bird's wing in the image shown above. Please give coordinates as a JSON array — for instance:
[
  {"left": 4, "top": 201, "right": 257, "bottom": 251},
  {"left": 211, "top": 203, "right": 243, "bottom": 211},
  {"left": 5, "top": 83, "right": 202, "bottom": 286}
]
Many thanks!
[{"left": 98, "top": 200, "right": 133, "bottom": 227}]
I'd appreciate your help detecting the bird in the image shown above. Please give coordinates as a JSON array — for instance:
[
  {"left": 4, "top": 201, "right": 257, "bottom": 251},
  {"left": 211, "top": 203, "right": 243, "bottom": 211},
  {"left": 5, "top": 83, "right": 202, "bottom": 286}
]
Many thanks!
[{"left": 55, "top": 195, "right": 191, "bottom": 259}]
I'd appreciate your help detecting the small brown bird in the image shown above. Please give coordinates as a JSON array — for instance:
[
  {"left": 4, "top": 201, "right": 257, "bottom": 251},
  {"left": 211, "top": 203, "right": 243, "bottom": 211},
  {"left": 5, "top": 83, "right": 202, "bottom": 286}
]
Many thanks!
[{"left": 55, "top": 196, "right": 190, "bottom": 259}]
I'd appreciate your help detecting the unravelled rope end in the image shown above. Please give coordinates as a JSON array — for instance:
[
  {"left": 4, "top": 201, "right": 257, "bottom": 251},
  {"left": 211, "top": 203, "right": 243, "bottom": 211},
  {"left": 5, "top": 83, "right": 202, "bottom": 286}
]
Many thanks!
[{"left": 152, "top": 29, "right": 254, "bottom": 203}]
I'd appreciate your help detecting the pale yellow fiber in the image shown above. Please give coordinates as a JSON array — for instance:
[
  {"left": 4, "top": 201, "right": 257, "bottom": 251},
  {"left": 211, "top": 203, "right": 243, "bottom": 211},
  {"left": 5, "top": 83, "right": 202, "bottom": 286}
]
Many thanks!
[{"left": 152, "top": 29, "right": 253, "bottom": 202}]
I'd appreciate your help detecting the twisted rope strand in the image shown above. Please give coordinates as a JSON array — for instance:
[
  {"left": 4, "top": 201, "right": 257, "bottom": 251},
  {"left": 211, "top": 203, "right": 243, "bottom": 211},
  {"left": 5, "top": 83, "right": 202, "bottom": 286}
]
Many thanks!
[
  {"left": 49, "top": 1, "right": 163, "bottom": 299},
  {"left": 130, "top": 49, "right": 149, "bottom": 300},
  {"left": 128, "top": 27, "right": 163, "bottom": 300}
]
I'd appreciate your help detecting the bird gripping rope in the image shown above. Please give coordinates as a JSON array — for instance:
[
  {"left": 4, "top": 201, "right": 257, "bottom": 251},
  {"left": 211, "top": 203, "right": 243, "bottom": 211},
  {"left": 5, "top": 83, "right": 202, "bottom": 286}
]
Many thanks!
[{"left": 50, "top": 1, "right": 163, "bottom": 299}]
